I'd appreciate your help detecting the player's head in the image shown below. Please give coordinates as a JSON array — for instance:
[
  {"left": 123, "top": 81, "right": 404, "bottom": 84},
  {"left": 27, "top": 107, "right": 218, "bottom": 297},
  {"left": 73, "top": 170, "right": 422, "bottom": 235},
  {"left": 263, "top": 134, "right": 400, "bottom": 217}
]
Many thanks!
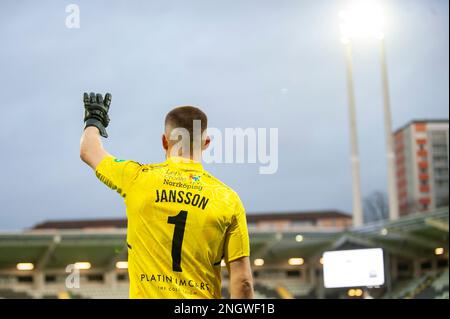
[{"left": 163, "top": 106, "right": 210, "bottom": 160}]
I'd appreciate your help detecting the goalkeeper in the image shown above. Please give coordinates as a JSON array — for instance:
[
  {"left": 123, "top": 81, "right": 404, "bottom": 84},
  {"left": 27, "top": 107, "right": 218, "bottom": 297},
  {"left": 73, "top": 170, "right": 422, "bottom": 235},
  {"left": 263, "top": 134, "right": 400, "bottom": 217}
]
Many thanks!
[{"left": 80, "top": 92, "right": 254, "bottom": 299}]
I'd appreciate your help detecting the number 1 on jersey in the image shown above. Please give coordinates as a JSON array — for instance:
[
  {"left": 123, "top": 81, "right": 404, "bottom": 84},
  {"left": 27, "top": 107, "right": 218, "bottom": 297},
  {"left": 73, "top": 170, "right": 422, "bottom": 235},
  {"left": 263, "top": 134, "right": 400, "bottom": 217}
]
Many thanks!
[{"left": 167, "top": 210, "right": 188, "bottom": 272}]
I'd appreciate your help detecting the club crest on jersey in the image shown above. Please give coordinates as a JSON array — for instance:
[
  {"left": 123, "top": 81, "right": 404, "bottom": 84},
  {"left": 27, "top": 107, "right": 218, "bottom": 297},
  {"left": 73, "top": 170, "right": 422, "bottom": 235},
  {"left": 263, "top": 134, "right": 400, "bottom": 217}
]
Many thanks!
[{"left": 189, "top": 174, "right": 201, "bottom": 183}]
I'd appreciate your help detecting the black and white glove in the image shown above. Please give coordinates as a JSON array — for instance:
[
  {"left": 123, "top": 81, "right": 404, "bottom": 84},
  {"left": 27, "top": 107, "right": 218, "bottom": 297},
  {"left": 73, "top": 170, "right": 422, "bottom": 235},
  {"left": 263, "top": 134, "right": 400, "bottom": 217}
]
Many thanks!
[{"left": 83, "top": 92, "right": 112, "bottom": 138}]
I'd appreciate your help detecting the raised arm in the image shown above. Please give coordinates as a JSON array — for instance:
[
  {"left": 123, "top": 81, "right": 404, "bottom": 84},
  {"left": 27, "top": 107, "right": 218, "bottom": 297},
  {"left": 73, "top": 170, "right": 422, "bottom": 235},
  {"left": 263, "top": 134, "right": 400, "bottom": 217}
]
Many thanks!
[
  {"left": 80, "top": 92, "right": 112, "bottom": 170},
  {"left": 80, "top": 126, "right": 110, "bottom": 169},
  {"left": 228, "top": 256, "right": 254, "bottom": 299}
]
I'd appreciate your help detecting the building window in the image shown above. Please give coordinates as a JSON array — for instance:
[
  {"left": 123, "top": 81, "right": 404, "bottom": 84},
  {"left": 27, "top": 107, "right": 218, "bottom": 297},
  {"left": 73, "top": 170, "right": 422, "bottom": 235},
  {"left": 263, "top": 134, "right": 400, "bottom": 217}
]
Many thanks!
[
  {"left": 437, "top": 259, "right": 449, "bottom": 268},
  {"left": 286, "top": 270, "right": 301, "bottom": 277},
  {"left": 436, "top": 180, "right": 447, "bottom": 187},
  {"left": 117, "top": 274, "right": 128, "bottom": 281},
  {"left": 421, "top": 261, "right": 432, "bottom": 270},
  {"left": 87, "top": 274, "right": 104, "bottom": 282},
  {"left": 17, "top": 276, "right": 33, "bottom": 283},
  {"left": 435, "top": 168, "right": 449, "bottom": 176},
  {"left": 292, "top": 221, "right": 314, "bottom": 227},
  {"left": 397, "top": 262, "right": 410, "bottom": 272}
]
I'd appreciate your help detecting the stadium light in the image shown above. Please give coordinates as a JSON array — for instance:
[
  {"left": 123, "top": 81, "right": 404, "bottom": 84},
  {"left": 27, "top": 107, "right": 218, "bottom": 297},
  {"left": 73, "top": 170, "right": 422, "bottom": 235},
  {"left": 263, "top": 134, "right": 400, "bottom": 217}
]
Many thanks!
[
  {"left": 115, "top": 261, "right": 128, "bottom": 269},
  {"left": 339, "top": 1, "right": 384, "bottom": 44},
  {"left": 339, "top": 1, "right": 400, "bottom": 222},
  {"left": 16, "top": 263, "right": 34, "bottom": 271},
  {"left": 288, "top": 258, "right": 304, "bottom": 266},
  {"left": 74, "top": 262, "right": 91, "bottom": 270},
  {"left": 348, "top": 288, "right": 363, "bottom": 297},
  {"left": 295, "top": 234, "right": 303, "bottom": 242},
  {"left": 57, "top": 291, "right": 71, "bottom": 299},
  {"left": 435, "top": 248, "right": 444, "bottom": 256},
  {"left": 254, "top": 258, "right": 264, "bottom": 266}
]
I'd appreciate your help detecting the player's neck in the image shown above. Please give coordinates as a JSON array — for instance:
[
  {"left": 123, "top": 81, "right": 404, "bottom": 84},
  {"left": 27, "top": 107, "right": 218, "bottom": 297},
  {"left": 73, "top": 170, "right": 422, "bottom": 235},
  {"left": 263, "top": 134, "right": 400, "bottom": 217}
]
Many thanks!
[{"left": 166, "top": 152, "right": 202, "bottom": 163}]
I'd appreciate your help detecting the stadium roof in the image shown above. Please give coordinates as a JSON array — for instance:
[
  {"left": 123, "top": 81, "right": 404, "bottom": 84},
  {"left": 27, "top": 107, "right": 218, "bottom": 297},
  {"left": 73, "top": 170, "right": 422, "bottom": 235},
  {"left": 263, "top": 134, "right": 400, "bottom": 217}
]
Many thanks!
[
  {"left": 0, "top": 208, "right": 447, "bottom": 271},
  {"left": 246, "top": 210, "right": 351, "bottom": 223},
  {"left": 30, "top": 210, "right": 351, "bottom": 230},
  {"left": 32, "top": 219, "right": 127, "bottom": 230}
]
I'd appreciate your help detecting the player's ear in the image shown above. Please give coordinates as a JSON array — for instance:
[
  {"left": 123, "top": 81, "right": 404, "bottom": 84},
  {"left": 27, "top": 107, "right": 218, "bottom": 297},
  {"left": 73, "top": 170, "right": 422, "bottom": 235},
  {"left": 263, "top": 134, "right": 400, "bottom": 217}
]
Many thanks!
[
  {"left": 162, "top": 134, "right": 169, "bottom": 151},
  {"left": 202, "top": 135, "right": 211, "bottom": 151}
]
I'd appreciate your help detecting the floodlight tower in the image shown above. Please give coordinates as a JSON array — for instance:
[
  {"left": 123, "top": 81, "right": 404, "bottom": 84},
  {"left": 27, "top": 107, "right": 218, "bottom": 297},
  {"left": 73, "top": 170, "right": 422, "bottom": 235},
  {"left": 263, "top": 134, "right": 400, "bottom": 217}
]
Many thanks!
[{"left": 339, "top": 1, "right": 399, "bottom": 224}]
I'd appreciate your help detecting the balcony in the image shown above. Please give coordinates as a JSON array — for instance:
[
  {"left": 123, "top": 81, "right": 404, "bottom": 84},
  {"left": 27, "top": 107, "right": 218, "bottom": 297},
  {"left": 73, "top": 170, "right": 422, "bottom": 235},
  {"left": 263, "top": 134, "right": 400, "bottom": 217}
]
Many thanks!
[
  {"left": 416, "top": 139, "right": 427, "bottom": 145},
  {"left": 419, "top": 197, "right": 431, "bottom": 205},
  {"left": 420, "top": 186, "right": 430, "bottom": 193},
  {"left": 418, "top": 162, "right": 429, "bottom": 169},
  {"left": 417, "top": 150, "right": 428, "bottom": 157}
]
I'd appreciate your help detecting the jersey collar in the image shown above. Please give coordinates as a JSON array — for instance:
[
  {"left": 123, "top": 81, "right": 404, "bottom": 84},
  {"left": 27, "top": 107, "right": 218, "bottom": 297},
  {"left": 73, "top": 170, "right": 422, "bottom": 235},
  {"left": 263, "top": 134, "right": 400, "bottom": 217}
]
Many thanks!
[{"left": 166, "top": 156, "right": 204, "bottom": 172}]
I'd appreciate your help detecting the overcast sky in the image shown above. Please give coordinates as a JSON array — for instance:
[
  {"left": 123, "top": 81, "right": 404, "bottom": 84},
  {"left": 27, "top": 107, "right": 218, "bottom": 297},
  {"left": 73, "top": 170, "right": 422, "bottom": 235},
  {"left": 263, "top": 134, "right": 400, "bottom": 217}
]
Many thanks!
[{"left": 0, "top": 0, "right": 448, "bottom": 230}]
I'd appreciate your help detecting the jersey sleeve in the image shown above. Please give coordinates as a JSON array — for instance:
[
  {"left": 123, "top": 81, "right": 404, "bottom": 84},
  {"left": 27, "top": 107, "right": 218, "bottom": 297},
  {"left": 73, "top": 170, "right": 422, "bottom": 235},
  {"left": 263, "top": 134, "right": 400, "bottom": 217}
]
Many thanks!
[
  {"left": 95, "top": 155, "right": 142, "bottom": 198},
  {"left": 224, "top": 195, "right": 250, "bottom": 263}
]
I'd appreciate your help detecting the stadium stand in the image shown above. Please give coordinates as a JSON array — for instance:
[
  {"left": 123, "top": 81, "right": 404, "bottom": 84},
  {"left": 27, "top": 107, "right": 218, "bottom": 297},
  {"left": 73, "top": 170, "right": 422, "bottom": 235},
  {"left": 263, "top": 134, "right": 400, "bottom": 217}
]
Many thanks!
[
  {"left": 0, "top": 288, "right": 33, "bottom": 299},
  {"left": 0, "top": 208, "right": 448, "bottom": 299},
  {"left": 253, "top": 282, "right": 280, "bottom": 299},
  {"left": 9, "top": 283, "right": 130, "bottom": 299},
  {"left": 383, "top": 274, "right": 431, "bottom": 299},
  {"left": 413, "top": 270, "right": 449, "bottom": 299},
  {"left": 381, "top": 270, "right": 449, "bottom": 299},
  {"left": 256, "top": 278, "right": 313, "bottom": 299}
]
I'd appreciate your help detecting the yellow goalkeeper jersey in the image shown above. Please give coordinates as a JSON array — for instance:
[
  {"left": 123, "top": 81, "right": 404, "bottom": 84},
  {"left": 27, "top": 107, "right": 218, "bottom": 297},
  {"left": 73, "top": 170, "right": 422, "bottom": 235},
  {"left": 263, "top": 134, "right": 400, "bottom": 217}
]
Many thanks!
[{"left": 95, "top": 155, "right": 250, "bottom": 299}]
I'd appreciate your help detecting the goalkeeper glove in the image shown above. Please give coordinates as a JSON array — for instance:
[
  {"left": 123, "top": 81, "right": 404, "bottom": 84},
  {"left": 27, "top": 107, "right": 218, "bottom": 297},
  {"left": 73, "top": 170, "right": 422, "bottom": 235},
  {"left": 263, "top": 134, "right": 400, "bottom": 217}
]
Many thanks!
[{"left": 83, "top": 92, "right": 112, "bottom": 138}]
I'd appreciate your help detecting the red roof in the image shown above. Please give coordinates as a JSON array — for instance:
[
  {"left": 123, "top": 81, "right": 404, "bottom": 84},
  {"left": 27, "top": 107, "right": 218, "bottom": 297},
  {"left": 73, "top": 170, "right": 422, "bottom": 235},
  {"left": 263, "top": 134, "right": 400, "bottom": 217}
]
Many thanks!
[
  {"left": 247, "top": 210, "right": 351, "bottom": 223},
  {"left": 31, "top": 210, "right": 351, "bottom": 230},
  {"left": 32, "top": 219, "right": 127, "bottom": 230}
]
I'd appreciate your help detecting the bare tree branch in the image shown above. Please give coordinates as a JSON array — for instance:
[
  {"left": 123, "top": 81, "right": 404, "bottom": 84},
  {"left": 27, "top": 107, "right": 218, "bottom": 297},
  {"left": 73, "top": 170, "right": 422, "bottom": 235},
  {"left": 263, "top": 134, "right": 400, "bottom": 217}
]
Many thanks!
[{"left": 363, "top": 191, "right": 389, "bottom": 223}]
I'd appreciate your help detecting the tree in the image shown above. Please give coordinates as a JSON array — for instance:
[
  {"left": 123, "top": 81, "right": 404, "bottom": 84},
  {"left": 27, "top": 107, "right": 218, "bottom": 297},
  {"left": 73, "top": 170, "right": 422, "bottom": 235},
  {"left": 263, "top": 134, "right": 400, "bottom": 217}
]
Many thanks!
[{"left": 363, "top": 191, "right": 389, "bottom": 223}]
